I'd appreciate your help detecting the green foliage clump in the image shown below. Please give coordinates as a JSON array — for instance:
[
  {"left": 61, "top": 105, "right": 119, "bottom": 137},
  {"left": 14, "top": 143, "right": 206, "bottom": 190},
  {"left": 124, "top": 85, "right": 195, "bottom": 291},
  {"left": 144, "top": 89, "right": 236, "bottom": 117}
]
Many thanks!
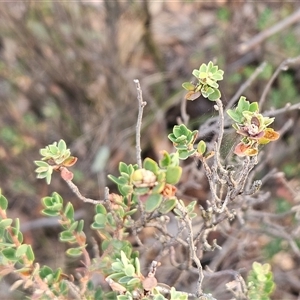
[
  {"left": 182, "top": 61, "right": 223, "bottom": 101},
  {"left": 246, "top": 262, "right": 275, "bottom": 300},
  {"left": 0, "top": 60, "right": 285, "bottom": 299}
]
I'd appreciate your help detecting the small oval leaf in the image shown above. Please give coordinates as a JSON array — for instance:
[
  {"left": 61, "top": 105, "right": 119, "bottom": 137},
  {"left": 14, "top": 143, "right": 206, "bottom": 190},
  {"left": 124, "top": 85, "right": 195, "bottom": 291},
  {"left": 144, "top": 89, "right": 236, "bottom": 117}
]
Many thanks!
[{"left": 145, "top": 194, "right": 163, "bottom": 213}]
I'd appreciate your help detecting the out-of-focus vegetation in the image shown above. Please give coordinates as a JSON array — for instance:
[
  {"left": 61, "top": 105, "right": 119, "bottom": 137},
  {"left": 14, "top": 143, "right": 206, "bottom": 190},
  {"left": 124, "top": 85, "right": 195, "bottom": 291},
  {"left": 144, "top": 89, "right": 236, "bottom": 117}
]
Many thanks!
[{"left": 1, "top": 1, "right": 300, "bottom": 299}]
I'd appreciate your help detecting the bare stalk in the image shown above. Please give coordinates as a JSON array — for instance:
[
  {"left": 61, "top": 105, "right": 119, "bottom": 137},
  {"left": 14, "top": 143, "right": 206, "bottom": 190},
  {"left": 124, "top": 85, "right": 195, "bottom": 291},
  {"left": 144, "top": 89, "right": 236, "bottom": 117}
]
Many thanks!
[
  {"left": 134, "top": 79, "right": 147, "bottom": 168},
  {"left": 260, "top": 55, "right": 300, "bottom": 108},
  {"left": 64, "top": 178, "right": 108, "bottom": 205},
  {"left": 226, "top": 61, "right": 267, "bottom": 109},
  {"left": 237, "top": 8, "right": 300, "bottom": 54},
  {"left": 176, "top": 202, "right": 204, "bottom": 297}
]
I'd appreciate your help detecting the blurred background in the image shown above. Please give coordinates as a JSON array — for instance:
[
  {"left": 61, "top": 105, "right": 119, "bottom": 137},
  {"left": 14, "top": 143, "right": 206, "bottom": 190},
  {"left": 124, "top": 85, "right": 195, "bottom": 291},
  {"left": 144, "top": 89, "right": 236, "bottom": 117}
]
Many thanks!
[{"left": 1, "top": 1, "right": 300, "bottom": 299}]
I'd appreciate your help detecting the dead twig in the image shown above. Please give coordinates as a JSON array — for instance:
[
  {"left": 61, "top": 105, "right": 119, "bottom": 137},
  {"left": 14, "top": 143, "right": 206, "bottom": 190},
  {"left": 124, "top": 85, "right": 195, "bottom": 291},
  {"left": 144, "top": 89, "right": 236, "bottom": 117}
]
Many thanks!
[
  {"left": 237, "top": 8, "right": 300, "bottom": 55},
  {"left": 134, "top": 79, "right": 147, "bottom": 168},
  {"left": 260, "top": 55, "right": 300, "bottom": 108},
  {"left": 226, "top": 61, "right": 267, "bottom": 109}
]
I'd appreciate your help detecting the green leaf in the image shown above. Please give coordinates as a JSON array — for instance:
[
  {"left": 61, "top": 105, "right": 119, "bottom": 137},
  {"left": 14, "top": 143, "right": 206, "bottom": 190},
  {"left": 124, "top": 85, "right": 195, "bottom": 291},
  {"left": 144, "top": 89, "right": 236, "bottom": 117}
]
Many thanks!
[
  {"left": 34, "top": 160, "right": 49, "bottom": 168},
  {"left": 237, "top": 96, "right": 250, "bottom": 112},
  {"left": 174, "top": 208, "right": 183, "bottom": 218},
  {"left": 107, "top": 271, "right": 124, "bottom": 281},
  {"left": 178, "top": 150, "right": 190, "bottom": 160},
  {"left": 16, "top": 244, "right": 28, "bottom": 257},
  {"left": 64, "top": 202, "right": 74, "bottom": 220},
  {"left": 76, "top": 220, "right": 84, "bottom": 233},
  {"left": 50, "top": 203, "right": 63, "bottom": 211},
  {"left": 166, "top": 166, "right": 182, "bottom": 185},
  {"left": 94, "top": 214, "right": 107, "bottom": 227},
  {"left": 207, "top": 88, "right": 221, "bottom": 101},
  {"left": 192, "top": 69, "right": 200, "bottom": 78},
  {"left": 173, "top": 125, "right": 184, "bottom": 138},
  {"left": 53, "top": 192, "right": 63, "bottom": 204},
  {"left": 42, "top": 196, "right": 53, "bottom": 207},
  {"left": 0, "top": 194, "right": 8, "bottom": 210},
  {"left": 2, "top": 248, "right": 17, "bottom": 261},
  {"left": 120, "top": 250, "right": 129, "bottom": 268},
  {"left": 134, "top": 257, "right": 141, "bottom": 275},
  {"left": 66, "top": 247, "right": 83, "bottom": 257},
  {"left": 0, "top": 219, "right": 13, "bottom": 228},
  {"left": 143, "top": 158, "right": 159, "bottom": 174},
  {"left": 159, "top": 151, "right": 171, "bottom": 168},
  {"left": 124, "top": 208, "right": 138, "bottom": 217},
  {"left": 91, "top": 222, "right": 105, "bottom": 230},
  {"left": 124, "top": 265, "right": 135, "bottom": 277},
  {"left": 42, "top": 209, "right": 60, "bottom": 217},
  {"left": 119, "top": 162, "right": 129, "bottom": 174},
  {"left": 118, "top": 276, "right": 133, "bottom": 284},
  {"left": 119, "top": 184, "right": 133, "bottom": 196},
  {"left": 174, "top": 135, "right": 187, "bottom": 143},
  {"left": 59, "top": 231, "right": 77, "bottom": 243},
  {"left": 46, "top": 170, "right": 52, "bottom": 185},
  {"left": 182, "top": 82, "right": 196, "bottom": 91},
  {"left": 197, "top": 140, "right": 206, "bottom": 155},
  {"left": 17, "top": 231, "right": 23, "bottom": 243},
  {"left": 106, "top": 212, "right": 116, "bottom": 227},
  {"left": 151, "top": 182, "right": 165, "bottom": 194},
  {"left": 40, "top": 266, "right": 53, "bottom": 278},
  {"left": 127, "top": 277, "right": 140, "bottom": 286},
  {"left": 189, "top": 212, "right": 197, "bottom": 219},
  {"left": 26, "top": 245, "right": 35, "bottom": 262},
  {"left": 159, "top": 198, "right": 177, "bottom": 214},
  {"left": 49, "top": 144, "right": 58, "bottom": 154},
  {"left": 145, "top": 194, "right": 163, "bottom": 212},
  {"left": 206, "top": 78, "right": 218, "bottom": 88},
  {"left": 53, "top": 268, "right": 62, "bottom": 282},
  {"left": 199, "top": 63, "right": 207, "bottom": 73},
  {"left": 187, "top": 200, "right": 197, "bottom": 213},
  {"left": 117, "top": 295, "right": 130, "bottom": 300},
  {"left": 58, "top": 139, "right": 67, "bottom": 152},
  {"left": 95, "top": 204, "right": 107, "bottom": 215},
  {"left": 167, "top": 133, "right": 177, "bottom": 143},
  {"left": 59, "top": 281, "right": 68, "bottom": 296},
  {"left": 112, "top": 261, "right": 124, "bottom": 271},
  {"left": 108, "top": 175, "right": 127, "bottom": 186},
  {"left": 227, "top": 109, "right": 243, "bottom": 123},
  {"left": 68, "top": 221, "right": 79, "bottom": 232},
  {"left": 249, "top": 102, "right": 259, "bottom": 112},
  {"left": 15, "top": 218, "right": 20, "bottom": 233}
]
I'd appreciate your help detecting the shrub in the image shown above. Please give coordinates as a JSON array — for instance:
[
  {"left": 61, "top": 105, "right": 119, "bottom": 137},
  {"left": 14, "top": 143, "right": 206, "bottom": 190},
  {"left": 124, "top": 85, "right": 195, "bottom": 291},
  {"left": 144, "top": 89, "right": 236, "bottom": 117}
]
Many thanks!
[{"left": 3, "top": 61, "right": 299, "bottom": 300}]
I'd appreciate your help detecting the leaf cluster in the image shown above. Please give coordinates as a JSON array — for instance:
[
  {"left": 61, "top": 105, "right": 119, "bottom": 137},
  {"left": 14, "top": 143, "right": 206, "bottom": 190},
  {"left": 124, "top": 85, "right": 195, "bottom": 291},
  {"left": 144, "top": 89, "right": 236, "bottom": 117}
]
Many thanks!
[
  {"left": 246, "top": 262, "right": 275, "bottom": 300},
  {"left": 182, "top": 61, "right": 224, "bottom": 101},
  {"left": 35, "top": 140, "right": 77, "bottom": 184}
]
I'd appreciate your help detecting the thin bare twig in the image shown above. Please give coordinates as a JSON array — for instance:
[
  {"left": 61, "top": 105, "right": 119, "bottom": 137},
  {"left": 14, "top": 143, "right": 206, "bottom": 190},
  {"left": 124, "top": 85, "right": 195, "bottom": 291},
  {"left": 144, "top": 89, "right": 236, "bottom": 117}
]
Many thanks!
[
  {"left": 64, "top": 179, "right": 107, "bottom": 205},
  {"left": 180, "top": 96, "right": 190, "bottom": 125},
  {"left": 264, "top": 102, "right": 300, "bottom": 118},
  {"left": 133, "top": 79, "right": 147, "bottom": 168},
  {"left": 237, "top": 8, "right": 300, "bottom": 54},
  {"left": 226, "top": 61, "right": 267, "bottom": 109},
  {"left": 176, "top": 202, "right": 204, "bottom": 297},
  {"left": 260, "top": 55, "right": 300, "bottom": 108}
]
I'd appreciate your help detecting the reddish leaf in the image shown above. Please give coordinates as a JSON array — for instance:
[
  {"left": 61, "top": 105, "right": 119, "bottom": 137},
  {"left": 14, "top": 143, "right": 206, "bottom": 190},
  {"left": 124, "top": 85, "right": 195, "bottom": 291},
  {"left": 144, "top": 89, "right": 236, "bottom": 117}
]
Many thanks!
[
  {"left": 60, "top": 168, "right": 74, "bottom": 181},
  {"left": 234, "top": 143, "right": 258, "bottom": 157},
  {"left": 63, "top": 156, "right": 78, "bottom": 167}
]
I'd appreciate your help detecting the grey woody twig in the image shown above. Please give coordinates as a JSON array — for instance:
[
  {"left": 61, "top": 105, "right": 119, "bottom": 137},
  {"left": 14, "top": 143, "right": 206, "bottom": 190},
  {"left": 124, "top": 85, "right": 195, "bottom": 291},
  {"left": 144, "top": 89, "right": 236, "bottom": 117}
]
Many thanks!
[
  {"left": 64, "top": 178, "right": 107, "bottom": 205},
  {"left": 260, "top": 55, "right": 300, "bottom": 108},
  {"left": 176, "top": 201, "right": 204, "bottom": 297},
  {"left": 237, "top": 8, "right": 300, "bottom": 54},
  {"left": 134, "top": 79, "right": 147, "bottom": 169},
  {"left": 226, "top": 61, "right": 267, "bottom": 109}
]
